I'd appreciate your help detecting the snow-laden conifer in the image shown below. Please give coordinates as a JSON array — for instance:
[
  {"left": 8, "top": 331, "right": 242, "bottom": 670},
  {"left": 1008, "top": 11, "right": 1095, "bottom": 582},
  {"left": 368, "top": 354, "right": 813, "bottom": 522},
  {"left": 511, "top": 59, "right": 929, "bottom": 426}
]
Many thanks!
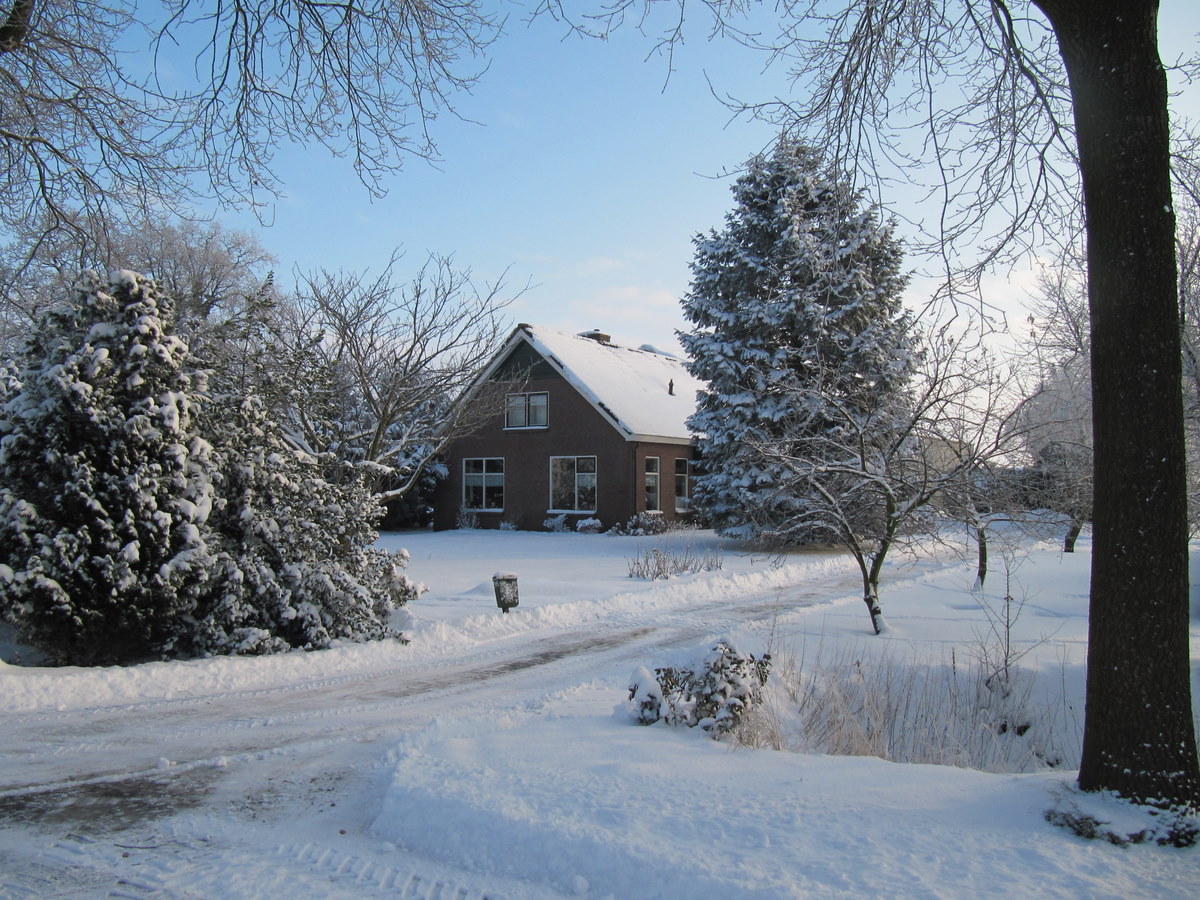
[
  {"left": 680, "top": 139, "right": 914, "bottom": 543},
  {"left": 0, "top": 271, "right": 214, "bottom": 665},
  {"left": 191, "top": 391, "right": 421, "bottom": 655}
]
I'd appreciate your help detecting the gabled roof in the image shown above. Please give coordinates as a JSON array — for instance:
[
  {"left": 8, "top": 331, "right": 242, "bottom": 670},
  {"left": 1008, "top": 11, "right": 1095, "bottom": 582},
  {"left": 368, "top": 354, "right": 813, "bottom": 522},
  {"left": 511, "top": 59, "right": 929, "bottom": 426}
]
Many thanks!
[{"left": 478, "top": 324, "right": 704, "bottom": 444}]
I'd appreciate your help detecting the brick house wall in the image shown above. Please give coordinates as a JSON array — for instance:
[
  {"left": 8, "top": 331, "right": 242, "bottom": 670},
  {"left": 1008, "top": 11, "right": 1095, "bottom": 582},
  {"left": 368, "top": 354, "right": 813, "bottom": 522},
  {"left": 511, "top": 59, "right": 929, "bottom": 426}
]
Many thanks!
[{"left": 433, "top": 337, "right": 697, "bottom": 531}]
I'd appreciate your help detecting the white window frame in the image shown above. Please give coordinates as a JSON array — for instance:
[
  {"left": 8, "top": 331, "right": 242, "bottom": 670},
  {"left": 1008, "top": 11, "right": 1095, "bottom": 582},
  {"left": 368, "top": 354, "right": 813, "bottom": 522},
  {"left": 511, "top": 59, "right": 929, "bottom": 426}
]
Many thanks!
[
  {"left": 644, "top": 456, "right": 661, "bottom": 512},
  {"left": 548, "top": 455, "right": 597, "bottom": 512},
  {"left": 504, "top": 391, "right": 549, "bottom": 429},
  {"left": 463, "top": 457, "right": 505, "bottom": 511}
]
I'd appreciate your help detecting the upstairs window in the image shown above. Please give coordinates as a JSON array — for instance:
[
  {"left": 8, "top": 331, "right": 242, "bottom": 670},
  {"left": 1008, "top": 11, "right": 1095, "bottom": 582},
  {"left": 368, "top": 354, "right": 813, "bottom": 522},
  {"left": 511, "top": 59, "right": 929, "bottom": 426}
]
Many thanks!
[
  {"left": 505, "top": 392, "right": 548, "bottom": 429},
  {"left": 644, "top": 457, "right": 660, "bottom": 512},
  {"left": 550, "top": 456, "right": 597, "bottom": 511},
  {"left": 463, "top": 458, "right": 504, "bottom": 510}
]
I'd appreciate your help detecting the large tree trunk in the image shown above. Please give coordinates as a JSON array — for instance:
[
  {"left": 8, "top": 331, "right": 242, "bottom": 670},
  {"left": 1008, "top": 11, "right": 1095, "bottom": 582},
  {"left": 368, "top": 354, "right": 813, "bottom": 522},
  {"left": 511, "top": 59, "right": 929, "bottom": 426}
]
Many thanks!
[{"left": 1033, "top": 0, "right": 1200, "bottom": 808}]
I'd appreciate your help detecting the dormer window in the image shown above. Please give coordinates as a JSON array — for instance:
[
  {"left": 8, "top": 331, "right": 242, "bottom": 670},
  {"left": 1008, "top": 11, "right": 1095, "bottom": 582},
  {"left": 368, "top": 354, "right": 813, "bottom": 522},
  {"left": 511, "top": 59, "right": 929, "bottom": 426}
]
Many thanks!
[{"left": 505, "top": 392, "right": 548, "bottom": 429}]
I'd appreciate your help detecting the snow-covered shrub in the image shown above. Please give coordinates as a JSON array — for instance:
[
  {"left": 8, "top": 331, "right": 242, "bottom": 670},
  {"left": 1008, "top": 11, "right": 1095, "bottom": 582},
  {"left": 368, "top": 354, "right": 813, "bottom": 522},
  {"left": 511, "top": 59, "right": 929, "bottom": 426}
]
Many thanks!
[
  {"left": 628, "top": 640, "right": 771, "bottom": 738},
  {"left": 0, "top": 271, "right": 215, "bottom": 665},
  {"left": 188, "top": 394, "right": 421, "bottom": 656},
  {"left": 498, "top": 519, "right": 518, "bottom": 531},
  {"left": 0, "top": 270, "right": 422, "bottom": 664},
  {"left": 628, "top": 666, "right": 665, "bottom": 725},
  {"left": 626, "top": 543, "right": 723, "bottom": 579},
  {"left": 456, "top": 507, "right": 481, "bottom": 529},
  {"left": 543, "top": 514, "right": 568, "bottom": 532},
  {"left": 575, "top": 517, "right": 602, "bottom": 534},
  {"left": 608, "top": 512, "right": 669, "bottom": 536},
  {"left": 1044, "top": 795, "right": 1198, "bottom": 848}
]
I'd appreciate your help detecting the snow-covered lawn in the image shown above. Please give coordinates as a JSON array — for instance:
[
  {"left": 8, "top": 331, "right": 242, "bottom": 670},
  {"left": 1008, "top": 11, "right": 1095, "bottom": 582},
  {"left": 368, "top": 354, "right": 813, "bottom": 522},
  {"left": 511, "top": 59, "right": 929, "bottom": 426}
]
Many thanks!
[{"left": 1, "top": 528, "right": 1197, "bottom": 898}]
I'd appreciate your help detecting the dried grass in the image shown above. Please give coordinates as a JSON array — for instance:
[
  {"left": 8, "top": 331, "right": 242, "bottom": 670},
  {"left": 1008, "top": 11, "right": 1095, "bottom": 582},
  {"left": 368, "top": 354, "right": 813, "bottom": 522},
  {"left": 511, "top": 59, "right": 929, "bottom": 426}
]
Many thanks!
[{"left": 734, "top": 642, "right": 1078, "bottom": 774}]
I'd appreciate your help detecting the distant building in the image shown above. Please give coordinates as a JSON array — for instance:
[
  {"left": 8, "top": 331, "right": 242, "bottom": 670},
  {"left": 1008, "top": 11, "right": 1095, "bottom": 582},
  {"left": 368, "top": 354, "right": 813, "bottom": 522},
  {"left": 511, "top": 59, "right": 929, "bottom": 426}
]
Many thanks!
[{"left": 433, "top": 324, "right": 703, "bottom": 531}]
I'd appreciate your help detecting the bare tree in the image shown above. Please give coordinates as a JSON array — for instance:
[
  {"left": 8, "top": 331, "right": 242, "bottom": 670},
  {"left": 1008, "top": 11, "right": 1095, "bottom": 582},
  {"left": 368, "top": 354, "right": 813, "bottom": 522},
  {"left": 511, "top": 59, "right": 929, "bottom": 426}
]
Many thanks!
[
  {"left": 0, "top": 217, "right": 276, "bottom": 356},
  {"left": 0, "top": 1, "right": 499, "bottom": 261},
  {"left": 99, "top": 219, "right": 277, "bottom": 323},
  {"left": 1014, "top": 263, "right": 1092, "bottom": 551},
  {"left": 280, "top": 252, "right": 515, "bottom": 500},
  {"left": 757, "top": 327, "right": 1021, "bottom": 634}
]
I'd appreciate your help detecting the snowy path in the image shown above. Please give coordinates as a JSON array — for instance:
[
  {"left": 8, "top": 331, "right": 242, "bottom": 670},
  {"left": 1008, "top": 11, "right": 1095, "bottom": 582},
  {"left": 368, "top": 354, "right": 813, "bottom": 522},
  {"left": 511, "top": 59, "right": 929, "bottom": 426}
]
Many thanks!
[
  {"left": 4, "top": 531, "right": 1193, "bottom": 899},
  {"left": 0, "top": 540, "right": 867, "bottom": 899}
]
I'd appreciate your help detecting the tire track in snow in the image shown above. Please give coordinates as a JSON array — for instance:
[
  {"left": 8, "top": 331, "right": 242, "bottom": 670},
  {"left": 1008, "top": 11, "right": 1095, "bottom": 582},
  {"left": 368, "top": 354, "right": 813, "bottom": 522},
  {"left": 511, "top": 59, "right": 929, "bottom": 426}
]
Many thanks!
[
  {"left": 0, "top": 565, "right": 876, "bottom": 801},
  {"left": 0, "top": 560, "right": 925, "bottom": 900}
]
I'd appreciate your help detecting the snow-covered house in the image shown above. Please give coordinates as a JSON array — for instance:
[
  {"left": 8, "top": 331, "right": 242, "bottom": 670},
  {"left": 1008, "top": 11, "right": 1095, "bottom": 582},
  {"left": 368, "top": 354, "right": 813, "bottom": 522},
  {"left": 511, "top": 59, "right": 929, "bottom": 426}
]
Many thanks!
[{"left": 433, "top": 325, "right": 704, "bottom": 531}]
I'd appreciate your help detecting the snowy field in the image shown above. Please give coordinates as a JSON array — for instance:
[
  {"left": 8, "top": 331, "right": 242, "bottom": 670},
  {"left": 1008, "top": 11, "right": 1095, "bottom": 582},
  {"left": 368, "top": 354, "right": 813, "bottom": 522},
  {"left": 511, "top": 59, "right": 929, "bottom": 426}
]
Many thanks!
[{"left": 1, "top": 527, "right": 1197, "bottom": 898}]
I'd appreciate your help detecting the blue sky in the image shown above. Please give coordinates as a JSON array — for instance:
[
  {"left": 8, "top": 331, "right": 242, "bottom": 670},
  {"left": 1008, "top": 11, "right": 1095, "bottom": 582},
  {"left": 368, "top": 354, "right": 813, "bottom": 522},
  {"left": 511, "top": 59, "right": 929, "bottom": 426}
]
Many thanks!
[{"left": 223, "top": 2, "right": 1200, "bottom": 356}]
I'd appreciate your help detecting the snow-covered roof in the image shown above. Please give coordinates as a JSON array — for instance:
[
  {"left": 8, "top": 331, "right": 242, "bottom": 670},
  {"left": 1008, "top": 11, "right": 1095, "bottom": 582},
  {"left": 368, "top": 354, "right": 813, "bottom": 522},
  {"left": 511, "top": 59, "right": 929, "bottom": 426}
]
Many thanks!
[{"left": 484, "top": 324, "right": 703, "bottom": 444}]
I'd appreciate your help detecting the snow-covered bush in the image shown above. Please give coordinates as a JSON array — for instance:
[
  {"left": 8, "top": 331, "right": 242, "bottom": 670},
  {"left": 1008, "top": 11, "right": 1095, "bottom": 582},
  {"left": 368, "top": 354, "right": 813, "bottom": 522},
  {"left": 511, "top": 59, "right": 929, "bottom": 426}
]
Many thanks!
[
  {"left": 0, "top": 270, "right": 422, "bottom": 664},
  {"left": 188, "top": 394, "right": 421, "bottom": 656},
  {"left": 575, "top": 517, "right": 602, "bottom": 534},
  {"left": 543, "top": 513, "right": 568, "bottom": 532},
  {"left": 628, "top": 640, "right": 771, "bottom": 738},
  {"left": 629, "top": 666, "right": 665, "bottom": 726},
  {"left": 626, "top": 543, "right": 723, "bottom": 580},
  {"left": 456, "top": 507, "right": 481, "bottom": 529},
  {"left": 608, "top": 512, "right": 669, "bottom": 536},
  {"left": 0, "top": 271, "right": 215, "bottom": 665}
]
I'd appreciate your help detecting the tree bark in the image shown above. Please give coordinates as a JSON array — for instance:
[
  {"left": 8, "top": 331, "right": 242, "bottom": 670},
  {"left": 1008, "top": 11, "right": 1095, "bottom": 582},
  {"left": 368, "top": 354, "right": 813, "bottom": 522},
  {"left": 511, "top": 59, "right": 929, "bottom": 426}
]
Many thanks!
[
  {"left": 863, "top": 589, "right": 884, "bottom": 635},
  {"left": 1062, "top": 519, "right": 1082, "bottom": 554},
  {"left": 975, "top": 522, "right": 988, "bottom": 589},
  {"left": 1032, "top": 0, "right": 1200, "bottom": 808},
  {"left": 0, "top": 0, "right": 32, "bottom": 54}
]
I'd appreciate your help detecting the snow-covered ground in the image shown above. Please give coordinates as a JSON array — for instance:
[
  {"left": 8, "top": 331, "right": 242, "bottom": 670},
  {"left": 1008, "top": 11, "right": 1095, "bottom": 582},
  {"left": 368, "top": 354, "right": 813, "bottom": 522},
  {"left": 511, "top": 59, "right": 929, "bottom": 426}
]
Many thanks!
[{"left": 1, "top": 528, "right": 1197, "bottom": 898}]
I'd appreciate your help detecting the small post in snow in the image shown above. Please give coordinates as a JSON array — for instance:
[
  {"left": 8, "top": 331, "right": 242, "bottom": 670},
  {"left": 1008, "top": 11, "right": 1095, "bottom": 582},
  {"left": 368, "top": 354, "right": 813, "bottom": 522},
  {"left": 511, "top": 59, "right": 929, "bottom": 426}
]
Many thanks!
[{"left": 492, "top": 572, "right": 519, "bottom": 613}]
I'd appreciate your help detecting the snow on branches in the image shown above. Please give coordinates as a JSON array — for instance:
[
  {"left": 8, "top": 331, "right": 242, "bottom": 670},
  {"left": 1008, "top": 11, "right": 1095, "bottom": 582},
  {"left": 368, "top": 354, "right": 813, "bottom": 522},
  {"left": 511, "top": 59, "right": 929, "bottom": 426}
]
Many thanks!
[
  {"left": 0, "top": 271, "right": 418, "bottom": 665},
  {"left": 0, "top": 271, "right": 212, "bottom": 664},
  {"left": 680, "top": 139, "right": 915, "bottom": 547}
]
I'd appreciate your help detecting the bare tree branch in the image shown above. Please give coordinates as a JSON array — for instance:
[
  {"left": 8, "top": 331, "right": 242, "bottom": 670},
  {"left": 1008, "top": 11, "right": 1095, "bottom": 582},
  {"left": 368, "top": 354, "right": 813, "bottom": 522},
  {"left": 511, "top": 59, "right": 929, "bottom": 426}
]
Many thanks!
[{"left": 0, "top": 2, "right": 500, "bottom": 263}]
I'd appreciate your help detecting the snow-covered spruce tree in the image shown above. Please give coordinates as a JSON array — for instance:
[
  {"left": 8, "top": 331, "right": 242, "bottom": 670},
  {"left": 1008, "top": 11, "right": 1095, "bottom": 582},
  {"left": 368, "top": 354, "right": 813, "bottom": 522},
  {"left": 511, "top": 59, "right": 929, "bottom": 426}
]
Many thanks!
[
  {"left": 680, "top": 139, "right": 914, "bottom": 544},
  {"left": 0, "top": 271, "right": 214, "bottom": 665},
  {"left": 186, "top": 311, "right": 421, "bottom": 656}
]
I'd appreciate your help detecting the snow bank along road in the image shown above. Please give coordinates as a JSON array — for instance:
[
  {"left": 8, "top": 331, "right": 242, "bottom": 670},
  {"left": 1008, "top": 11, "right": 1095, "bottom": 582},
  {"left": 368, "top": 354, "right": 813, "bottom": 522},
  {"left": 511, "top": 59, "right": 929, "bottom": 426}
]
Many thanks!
[{"left": 0, "top": 542, "right": 887, "bottom": 899}]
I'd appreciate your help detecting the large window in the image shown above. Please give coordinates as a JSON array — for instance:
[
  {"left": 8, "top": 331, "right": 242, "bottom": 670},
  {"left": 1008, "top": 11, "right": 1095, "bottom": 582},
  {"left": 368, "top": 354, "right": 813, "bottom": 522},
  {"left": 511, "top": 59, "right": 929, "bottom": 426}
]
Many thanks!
[
  {"left": 505, "top": 392, "right": 548, "bottom": 429},
  {"left": 644, "top": 457, "right": 660, "bottom": 512},
  {"left": 675, "top": 458, "right": 693, "bottom": 513},
  {"left": 550, "top": 456, "right": 597, "bottom": 511},
  {"left": 463, "top": 458, "right": 504, "bottom": 510}
]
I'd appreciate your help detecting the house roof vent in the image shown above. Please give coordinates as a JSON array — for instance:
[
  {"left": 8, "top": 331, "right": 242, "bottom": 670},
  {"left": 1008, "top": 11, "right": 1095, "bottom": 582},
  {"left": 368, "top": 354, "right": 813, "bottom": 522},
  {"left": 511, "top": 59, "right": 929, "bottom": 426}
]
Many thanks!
[{"left": 578, "top": 329, "right": 611, "bottom": 343}]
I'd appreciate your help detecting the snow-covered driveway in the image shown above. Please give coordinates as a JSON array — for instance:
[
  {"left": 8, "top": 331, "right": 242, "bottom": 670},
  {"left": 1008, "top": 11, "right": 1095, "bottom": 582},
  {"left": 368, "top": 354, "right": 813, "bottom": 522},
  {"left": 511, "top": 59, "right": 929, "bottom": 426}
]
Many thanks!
[
  {"left": 2, "top": 530, "right": 1195, "bottom": 899},
  {"left": 0, "top": 532, "right": 865, "bottom": 898}
]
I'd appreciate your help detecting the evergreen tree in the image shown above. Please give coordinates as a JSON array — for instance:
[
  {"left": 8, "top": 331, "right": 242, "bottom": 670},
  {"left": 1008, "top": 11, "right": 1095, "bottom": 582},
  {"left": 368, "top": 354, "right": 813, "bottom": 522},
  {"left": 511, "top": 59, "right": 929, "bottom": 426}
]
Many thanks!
[
  {"left": 680, "top": 139, "right": 914, "bottom": 543},
  {"left": 190, "top": 391, "right": 421, "bottom": 656},
  {"left": 0, "top": 271, "right": 214, "bottom": 665},
  {"left": 185, "top": 287, "right": 422, "bottom": 656}
]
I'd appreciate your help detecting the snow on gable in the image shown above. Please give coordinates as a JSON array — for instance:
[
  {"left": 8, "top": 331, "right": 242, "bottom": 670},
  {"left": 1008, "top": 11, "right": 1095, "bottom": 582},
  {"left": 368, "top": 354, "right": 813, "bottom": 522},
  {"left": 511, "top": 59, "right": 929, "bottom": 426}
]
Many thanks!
[{"left": 522, "top": 325, "right": 702, "bottom": 443}]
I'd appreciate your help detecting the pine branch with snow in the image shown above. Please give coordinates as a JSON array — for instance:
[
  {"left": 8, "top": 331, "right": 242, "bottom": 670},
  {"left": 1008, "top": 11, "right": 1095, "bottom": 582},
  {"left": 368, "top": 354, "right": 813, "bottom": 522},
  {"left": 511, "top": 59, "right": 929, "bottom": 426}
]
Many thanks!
[{"left": 0, "top": 271, "right": 215, "bottom": 665}]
